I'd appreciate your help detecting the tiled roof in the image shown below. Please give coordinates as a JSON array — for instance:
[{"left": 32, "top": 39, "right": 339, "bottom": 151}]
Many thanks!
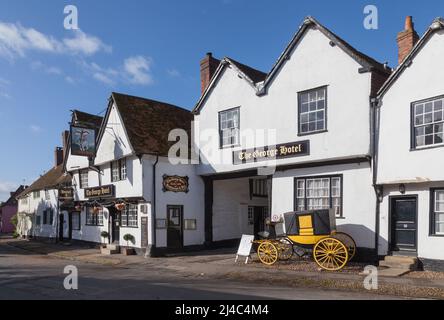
[
  {"left": 17, "top": 165, "right": 71, "bottom": 198},
  {"left": 111, "top": 92, "right": 193, "bottom": 157},
  {"left": 1, "top": 185, "right": 27, "bottom": 206},
  {"left": 226, "top": 58, "right": 267, "bottom": 83}
]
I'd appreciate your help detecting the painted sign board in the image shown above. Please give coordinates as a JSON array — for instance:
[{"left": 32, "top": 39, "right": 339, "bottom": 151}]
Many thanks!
[
  {"left": 235, "top": 234, "right": 255, "bottom": 264},
  {"left": 71, "top": 125, "right": 96, "bottom": 157},
  {"left": 163, "top": 175, "right": 189, "bottom": 193},
  {"left": 58, "top": 188, "right": 74, "bottom": 201},
  {"left": 84, "top": 185, "right": 115, "bottom": 199},
  {"left": 233, "top": 140, "right": 310, "bottom": 165}
]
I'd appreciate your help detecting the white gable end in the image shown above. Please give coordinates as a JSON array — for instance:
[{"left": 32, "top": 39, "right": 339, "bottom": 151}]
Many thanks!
[{"left": 95, "top": 103, "right": 134, "bottom": 165}]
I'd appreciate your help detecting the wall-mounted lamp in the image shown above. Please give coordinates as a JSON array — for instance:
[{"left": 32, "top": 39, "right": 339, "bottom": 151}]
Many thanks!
[{"left": 399, "top": 184, "right": 406, "bottom": 195}]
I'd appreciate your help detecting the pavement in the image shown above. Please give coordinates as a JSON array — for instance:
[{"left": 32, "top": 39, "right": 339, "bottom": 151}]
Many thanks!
[{"left": 3, "top": 237, "right": 444, "bottom": 300}]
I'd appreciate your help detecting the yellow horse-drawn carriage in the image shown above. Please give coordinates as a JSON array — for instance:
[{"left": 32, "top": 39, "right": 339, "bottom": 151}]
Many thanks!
[{"left": 253, "top": 209, "right": 356, "bottom": 271}]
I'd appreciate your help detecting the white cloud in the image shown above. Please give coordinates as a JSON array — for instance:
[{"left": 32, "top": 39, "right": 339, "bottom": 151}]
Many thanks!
[
  {"left": 65, "top": 76, "right": 76, "bottom": 84},
  {"left": 0, "top": 77, "right": 11, "bottom": 99},
  {"left": 123, "top": 56, "right": 153, "bottom": 85},
  {"left": 167, "top": 68, "right": 181, "bottom": 77},
  {"left": 93, "top": 72, "right": 115, "bottom": 85},
  {"left": 30, "top": 125, "right": 42, "bottom": 133},
  {"left": 81, "top": 56, "right": 154, "bottom": 87},
  {"left": 0, "top": 181, "right": 18, "bottom": 202},
  {"left": 0, "top": 91, "right": 11, "bottom": 99},
  {"left": 63, "top": 30, "right": 112, "bottom": 56},
  {"left": 0, "top": 21, "right": 111, "bottom": 60}
]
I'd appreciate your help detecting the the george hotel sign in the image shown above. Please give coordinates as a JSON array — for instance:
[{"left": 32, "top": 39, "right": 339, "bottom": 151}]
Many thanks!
[
  {"left": 84, "top": 185, "right": 115, "bottom": 199},
  {"left": 233, "top": 140, "right": 310, "bottom": 165}
]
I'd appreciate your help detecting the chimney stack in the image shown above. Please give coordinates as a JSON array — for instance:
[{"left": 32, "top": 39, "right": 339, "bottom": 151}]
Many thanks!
[
  {"left": 200, "top": 52, "right": 220, "bottom": 94},
  {"left": 397, "top": 16, "right": 419, "bottom": 64},
  {"left": 62, "top": 130, "right": 69, "bottom": 159},
  {"left": 54, "top": 147, "right": 64, "bottom": 167}
]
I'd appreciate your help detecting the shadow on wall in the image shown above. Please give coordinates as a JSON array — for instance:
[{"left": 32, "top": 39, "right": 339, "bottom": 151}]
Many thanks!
[{"left": 336, "top": 223, "right": 387, "bottom": 262}]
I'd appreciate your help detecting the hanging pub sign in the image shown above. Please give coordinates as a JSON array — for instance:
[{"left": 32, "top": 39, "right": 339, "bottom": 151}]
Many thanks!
[
  {"left": 58, "top": 188, "right": 74, "bottom": 201},
  {"left": 84, "top": 185, "right": 115, "bottom": 199},
  {"left": 70, "top": 125, "right": 96, "bottom": 157},
  {"left": 233, "top": 140, "right": 310, "bottom": 165},
  {"left": 163, "top": 175, "right": 189, "bottom": 193}
]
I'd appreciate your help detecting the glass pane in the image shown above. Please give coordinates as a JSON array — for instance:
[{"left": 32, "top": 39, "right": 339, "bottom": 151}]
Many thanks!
[
  {"left": 434, "top": 99, "right": 443, "bottom": 111},
  {"left": 308, "top": 122, "right": 316, "bottom": 132},
  {"left": 309, "top": 102, "right": 317, "bottom": 111},
  {"left": 309, "top": 112, "right": 316, "bottom": 122},
  {"left": 436, "top": 191, "right": 444, "bottom": 202},
  {"left": 300, "top": 114, "right": 309, "bottom": 123},
  {"left": 425, "top": 135, "right": 434, "bottom": 145},
  {"left": 301, "top": 123, "right": 308, "bottom": 133},
  {"left": 424, "top": 113, "right": 433, "bottom": 124},
  {"left": 317, "top": 100, "right": 325, "bottom": 110},
  {"left": 435, "top": 133, "right": 443, "bottom": 144},
  {"left": 301, "top": 103, "right": 309, "bottom": 113},
  {"left": 316, "top": 120, "right": 324, "bottom": 130},
  {"left": 434, "top": 111, "right": 443, "bottom": 122},
  {"left": 316, "top": 111, "right": 324, "bottom": 120},
  {"left": 301, "top": 93, "right": 308, "bottom": 104},
  {"left": 425, "top": 102, "right": 433, "bottom": 113},
  {"left": 415, "top": 104, "right": 423, "bottom": 115},
  {"left": 317, "top": 89, "right": 325, "bottom": 100},
  {"left": 415, "top": 115, "right": 424, "bottom": 126},
  {"left": 416, "top": 135, "right": 425, "bottom": 146},
  {"left": 425, "top": 124, "right": 433, "bottom": 135}
]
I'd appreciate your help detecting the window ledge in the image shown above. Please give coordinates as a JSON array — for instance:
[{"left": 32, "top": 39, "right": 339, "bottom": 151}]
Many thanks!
[
  {"left": 298, "top": 129, "right": 328, "bottom": 137},
  {"left": 410, "top": 144, "right": 444, "bottom": 152}
]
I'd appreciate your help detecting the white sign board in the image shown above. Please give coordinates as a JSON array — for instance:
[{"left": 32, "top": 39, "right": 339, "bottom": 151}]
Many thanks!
[{"left": 235, "top": 234, "right": 254, "bottom": 264}]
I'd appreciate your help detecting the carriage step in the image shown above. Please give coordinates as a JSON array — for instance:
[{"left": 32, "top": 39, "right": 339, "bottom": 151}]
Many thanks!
[{"left": 378, "top": 267, "right": 412, "bottom": 277}]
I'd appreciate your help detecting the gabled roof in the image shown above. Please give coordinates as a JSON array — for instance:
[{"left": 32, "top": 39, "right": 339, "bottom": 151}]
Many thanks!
[
  {"left": 17, "top": 165, "right": 71, "bottom": 199},
  {"left": 377, "top": 18, "right": 444, "bottom": 99},
  {"left": 72, "top": 110, "right": 104, "bottom": 128},
  {"left": 193, "top": 16, "right": 390, "bottom": 114},
  {"left": 98, "top": 92, "right": 193, "bottom": 157},
  {"left": 1, "top": 185, "right": 27, "bottom": 206}
]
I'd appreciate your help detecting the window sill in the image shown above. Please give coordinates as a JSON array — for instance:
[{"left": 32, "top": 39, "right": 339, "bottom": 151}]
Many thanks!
[
  {"left": 297, "top": 129, "right": 328, "bottom": 137},
  {"left": 410, "top": 144, "right": 444, "bottom": 152},
  {"left": 220, "top": 144, "right": 241, "bottom": 150},
  {"left": 429, "top": 234, "right": 444, "bottom": 238}
]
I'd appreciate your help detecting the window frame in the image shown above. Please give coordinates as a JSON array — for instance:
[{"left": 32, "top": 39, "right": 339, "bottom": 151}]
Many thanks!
[
  {"left": 294, "top": 174, "right": 343, "bottom": 218},
  {"left": 411, "top": 95, "right": 444, "bottom": 151},
  {"left": 430, "top": 188, "right": 444, "bottom": 236},
  {"left": 298, "top": 85, "right": 328, "bottom": 136},
  {"left": 250, "top": 179, "right": 268, "bottom": 198},
  {"left": 111, "top": 158, "right": 127, "bottom": 182},
  {"left": 85, "top": 206, "right": 104, "bottom": 226},
  {"left": 121, "top": 204, "right": 138, "bottom": 228},
  {"left": 79, "top": 169, "right": 89, "bottom": 189},
  {"left": 72, "top": 212, "right": 81, "bottom": 231},
  {"left": 218, "top": 107, "right": 240, "bottom": 149},
  {"left": 33, "top": 191, "right": 40, "bottom": 199}
]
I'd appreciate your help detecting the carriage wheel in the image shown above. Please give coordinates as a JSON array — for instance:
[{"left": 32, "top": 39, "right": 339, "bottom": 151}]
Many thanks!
[
  {"left": 313, "top": 237, "right": 349, "bottom": 271},
  {"left": 332, "top": 232, "right": 356, "bottom": 261},
  {"left": 277, "top": 238, "right": 293, "bottom": 261},
  {"left": 257, "top": 241, "right": 279, "bottom": 265}
]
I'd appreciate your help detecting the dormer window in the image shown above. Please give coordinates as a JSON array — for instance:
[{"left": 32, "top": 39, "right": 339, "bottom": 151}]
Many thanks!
[
  {"left": 219, "top": 107, "right": 240, "bottom": 148},
  {"left": 298, "top": 87, "right": 327, "bottom": 135},
  {"left": 412, "top": 96, "right": 444, "bottom": 149}
]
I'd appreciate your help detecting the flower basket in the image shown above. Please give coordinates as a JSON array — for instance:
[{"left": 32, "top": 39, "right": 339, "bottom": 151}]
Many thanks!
[{"left": 115, "top": 203, "right": 126, "bottom": 211}]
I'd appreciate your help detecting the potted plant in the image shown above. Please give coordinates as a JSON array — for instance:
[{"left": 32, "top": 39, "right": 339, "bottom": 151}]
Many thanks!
[
  {"left": 100, "top": 231, "right": 109, "bottom": 247},
  {"left": 115, "top": 202, "right": 126, "bottom": 211},
  {"left": 122, "top": 234, "right": 136, "bottom": 256}
]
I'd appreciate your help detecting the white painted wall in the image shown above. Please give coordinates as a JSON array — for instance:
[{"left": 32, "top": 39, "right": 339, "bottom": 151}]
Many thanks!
[
  {"left": 377, "top": 30, "right": 444, "bottom": 184},
  {"left": 195, "top": 27, "right": 372, "bottom": 175},
  {"left": 213, "top": 178, "right": 268, "bottom": 241},
  {"left": 152, "top": 157, "right": 205, "bottom": 248},
  {"left": 272, "top": 162, "right": 376, "bottom": 249},
  {"left": 379, "top": 183, "right": 444, "bottom": 260}
]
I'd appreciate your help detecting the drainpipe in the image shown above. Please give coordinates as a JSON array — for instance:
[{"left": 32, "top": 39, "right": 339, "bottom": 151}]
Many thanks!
[
  {"left": 150, "top": 156, "right": 159, "bottom": 257},
  {"left": 371, "top": 97, "right": 381, "bottom": 261}
]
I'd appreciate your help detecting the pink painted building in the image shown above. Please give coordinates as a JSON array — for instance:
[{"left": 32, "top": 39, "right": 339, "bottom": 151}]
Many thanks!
[{"left": 0, "top": 186, "right": 26, "bottom": 234}]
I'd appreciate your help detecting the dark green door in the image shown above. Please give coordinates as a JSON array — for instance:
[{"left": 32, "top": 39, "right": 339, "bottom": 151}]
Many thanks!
[{"left": 390, "top": 197, "right": 417, "bottom": 252}]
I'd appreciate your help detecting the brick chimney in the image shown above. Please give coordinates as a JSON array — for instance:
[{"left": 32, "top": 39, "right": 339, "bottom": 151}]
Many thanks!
[
  {"left": 62, "top": 130, "right": 69, "bottom": 159},
  {"left": 54, "top": 147, "right": 64, "bottom": 167},
  {"left": 200, "top": 52, "right": 220, "bottom": 94},
  {"left": 397, "top": 16, "right": 420, "bottom": 64}
]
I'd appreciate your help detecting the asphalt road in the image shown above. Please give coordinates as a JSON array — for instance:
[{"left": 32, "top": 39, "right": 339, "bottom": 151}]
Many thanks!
[{"left": 0, "top": 240, "right": 404, "bottom": 300}]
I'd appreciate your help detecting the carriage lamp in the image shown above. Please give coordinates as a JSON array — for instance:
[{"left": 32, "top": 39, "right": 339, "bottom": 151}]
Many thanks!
[{"left": 399, "top": 184, "right": 406, "bottom": 194}]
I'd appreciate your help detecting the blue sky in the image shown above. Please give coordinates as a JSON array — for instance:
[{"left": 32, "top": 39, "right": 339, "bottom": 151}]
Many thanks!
[{"left": 0, "top": 0, "right": 442, "bottom": 200}]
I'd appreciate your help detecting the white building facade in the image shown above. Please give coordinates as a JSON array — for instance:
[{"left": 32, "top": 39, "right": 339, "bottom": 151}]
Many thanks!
[
  {"left": 376, "top": 18, "right": 444, "bottom": 269},
  {"left": 64, "top": 94, "right": 205, "bottom": 255},
  {"left": 193, "top": 17, "right": 391, "bottom": 259}
]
